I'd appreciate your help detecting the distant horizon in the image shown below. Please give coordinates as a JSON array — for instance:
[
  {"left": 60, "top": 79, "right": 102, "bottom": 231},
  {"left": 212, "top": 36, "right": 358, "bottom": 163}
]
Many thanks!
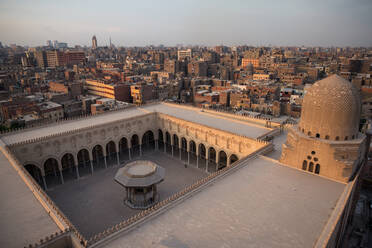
[
  {"left": 1, "top": 0, "right": 372, "bottom": 47},
  {"left": 2, "top": 41, "right": 372, "bottom": 49}
]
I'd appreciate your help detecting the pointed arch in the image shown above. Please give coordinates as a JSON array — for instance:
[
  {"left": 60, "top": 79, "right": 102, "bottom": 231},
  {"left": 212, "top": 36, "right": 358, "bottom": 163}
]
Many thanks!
[
  {"left": 92, "top": 144, "right": 104, "bottom": 169},
  {"left": 229, "top": 154, "right": 238, "bottom": 165},
  {"left": 302, "top": 160, "right": 307, "bottom": 170},
  {"left": 218, "top": 150, "right": 227, "bottom": 170},
  {"left": 315, "top": 164, "right": 320, "bottom": 174},
  {"left": 308, "top": 162, "right": 314, "bottom": 172},
  {"left": 106, "top": 140, "right": 117, "bottom": 166},
  {"left": 61, "top": 153, "right": 76, "bottom": 181},
  {"left": 44, "top": 157, "right": 62, "bottom": 187},
  {"left": 77, "top": 148, "right": 91, "bottom": 176},
  {"left": 142, "top": 130, "right": 155, "bottom": 151},
  {"left": 131, "top": 134, "right": 140, "bottom": 157},
  {"left": 158, "top": 129, "right": 164, "bottom": 150},
  {"left": 24, "top": 164, "right": 43, "bottom": 187}
]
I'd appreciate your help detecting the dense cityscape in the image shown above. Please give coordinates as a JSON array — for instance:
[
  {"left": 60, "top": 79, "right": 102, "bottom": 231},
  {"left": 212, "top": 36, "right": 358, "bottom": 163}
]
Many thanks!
[
  {"left": 1, "top": 1, "right": 372, "bottom": 248},
  {"left": 1, "top": 39, "right": 371, "bottom": 130}
]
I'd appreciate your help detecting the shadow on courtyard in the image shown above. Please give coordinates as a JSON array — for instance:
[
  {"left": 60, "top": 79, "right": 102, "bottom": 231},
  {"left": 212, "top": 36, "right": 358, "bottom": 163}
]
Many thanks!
[{"left": 47, "top": 150, "right": 208, "bottom": 238}]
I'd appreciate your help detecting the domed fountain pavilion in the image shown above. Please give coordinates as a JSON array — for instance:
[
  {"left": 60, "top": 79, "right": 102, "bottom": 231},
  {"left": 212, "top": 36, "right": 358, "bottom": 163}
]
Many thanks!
[{"left": 115, "top": 160, "right": 165, "bottom": 209}]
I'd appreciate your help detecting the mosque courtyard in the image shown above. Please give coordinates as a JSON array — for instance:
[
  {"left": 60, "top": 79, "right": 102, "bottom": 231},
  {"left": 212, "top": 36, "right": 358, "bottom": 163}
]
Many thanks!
[{"left": 47, "top": 150, "right": 208, "bottom": 238}]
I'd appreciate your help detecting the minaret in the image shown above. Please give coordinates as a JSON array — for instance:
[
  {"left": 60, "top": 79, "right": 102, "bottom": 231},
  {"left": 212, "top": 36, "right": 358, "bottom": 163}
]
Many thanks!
[
  {"left": 109, "top": 37, "right": 112, "bottom": 49},
  {"left": 92, "top": 35, "right": 97, "bottom": 49}
]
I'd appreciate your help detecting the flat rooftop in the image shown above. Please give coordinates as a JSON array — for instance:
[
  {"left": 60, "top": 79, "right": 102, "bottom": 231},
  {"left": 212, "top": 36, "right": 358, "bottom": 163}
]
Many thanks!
[
  {"left": 1, "top": 107, "right": 149, "bottom": 145},
  {"left": 0, "top": 146, "right": 59, "bottom": 248},
  {"left": 1, "top": 103, "right": 272, "bottom": 145},
  {"left": 141, "top": 103, "right": 271, "bottom": 138},
  {"left": 106, "top": 156, "right": 345, "bottom": 248}
]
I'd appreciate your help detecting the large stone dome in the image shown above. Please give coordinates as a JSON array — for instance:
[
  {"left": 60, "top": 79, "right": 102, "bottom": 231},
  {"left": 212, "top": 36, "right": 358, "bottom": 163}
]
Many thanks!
[{"left": 299, "top": 74, "right": 361, "bottom": 141}]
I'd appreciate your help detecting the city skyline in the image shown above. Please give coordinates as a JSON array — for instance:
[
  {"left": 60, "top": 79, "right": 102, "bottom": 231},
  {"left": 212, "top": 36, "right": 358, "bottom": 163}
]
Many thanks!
[{"left": 1, "top": 0, "right": 372, "bottom": 47}]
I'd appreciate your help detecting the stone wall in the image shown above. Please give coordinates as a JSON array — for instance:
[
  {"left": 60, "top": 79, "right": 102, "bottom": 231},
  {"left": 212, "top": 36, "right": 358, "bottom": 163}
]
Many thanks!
[
  {"left": 280, "top": 126, "right": 366, "bottom": 183},
  {"left": 8, "top": 111, "right": 268, "bottom": 176}
]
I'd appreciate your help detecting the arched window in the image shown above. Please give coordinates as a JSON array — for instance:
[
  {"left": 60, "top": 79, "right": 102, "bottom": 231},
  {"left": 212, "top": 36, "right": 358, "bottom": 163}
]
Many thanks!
[
  {"left": 335, "top": 136, "right": 339, "bottom": 141},
  {"left": 308, "top": 162, "right": 314, "bottom": 172},
  {"left": 316, "top": 133, "right": 320, "bottom": 138},
  {"left": 325, "top": 135, "right": 329, "bottom": 140},
  {"left": 302, "top": 160, "right": 307, "bottom": 170},
  {"left": 311, "top": 151, "right": 315, "bottom": 155},
  {"left": 315, "top": 164, "right": 320, "bottom": 174}
]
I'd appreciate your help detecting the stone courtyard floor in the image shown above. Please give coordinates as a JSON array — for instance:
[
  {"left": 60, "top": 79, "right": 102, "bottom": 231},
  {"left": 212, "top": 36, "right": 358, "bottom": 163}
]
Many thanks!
[{"left": 47, "top": 150, "right": 208, "bottom": 238}]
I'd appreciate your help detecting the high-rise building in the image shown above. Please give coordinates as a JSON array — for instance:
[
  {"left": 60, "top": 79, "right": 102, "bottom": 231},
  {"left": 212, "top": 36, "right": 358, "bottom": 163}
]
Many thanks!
[
  {"left": 187, "top": 61, "right": 208, "bottom": 77},
  {"left": 177, "top": 49, "right": 192, "bottom": 60},
  {"left": 46, "top": 50, "right": 65, "bottom": 67},
  {"left": 64, "top": 51, "right": 85, "bottom": 65},
  {"left": 34, "top": 51, "right": 48, "bottom": 68},
  {"left": 52, "top": 40, "right": 58, "bottom": 48},
  {"left": 46, "top": 40, "right": 52, "bottom": 47},
  {"left": 85, "top": 79, "right": 131, "bottom": 102},
  {"left": 130, "top": 84, "right": 154, "bottom": 105},
  {"left": 92, "top": 35, "right": 97, "bottom": 49}
]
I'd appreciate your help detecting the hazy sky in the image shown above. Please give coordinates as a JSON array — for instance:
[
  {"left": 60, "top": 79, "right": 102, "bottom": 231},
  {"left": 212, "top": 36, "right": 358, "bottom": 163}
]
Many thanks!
[{"left": 0, "top": 0, "right": 371, "bottom": 47}]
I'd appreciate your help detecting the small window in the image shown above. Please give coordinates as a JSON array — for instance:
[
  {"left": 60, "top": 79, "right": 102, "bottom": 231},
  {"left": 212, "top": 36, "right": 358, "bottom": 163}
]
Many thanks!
[
  {"left": 315, "top": 164, "right": 320, "bottom": 174},
  {"left": 336, "top": 136, "right": 339, "bottom": 141},
  {"left": 307, "top": 156, "right": 311, "bottom": 160},
  {"left": 325, "top": 135, "right": 329, "bottom": 140},
  {"left": 302, "top": 129, "right": 305, "bottom": 133},
  {"left": 308, "top": 131, "right": 311, "bottom": 136},
  {"left": 316, "top": 133, "right": 320, "bottom": 138},
  {"left": 308, "top": 162, "right": 314, "bottom": 172},
  {"left": 311, "top": 151, "right": 315, "bottom": 155},
  {"left": 302, "top": 160, "right": 307, "bottom": 170},
  {"left": 345, "top": 136, "right": 348, "bottom": 141},
  {"left": 314, "top": 157, "right": 318, "bottom": 162}
]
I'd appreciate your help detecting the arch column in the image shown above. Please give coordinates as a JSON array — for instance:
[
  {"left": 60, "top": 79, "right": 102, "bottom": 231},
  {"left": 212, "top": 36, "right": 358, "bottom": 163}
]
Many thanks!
[
  {"left": 154, "top": 131, "right": 159, "bottom": 151},
  {"left": 57, "top": 161, "right": 64, "bottom": 184},
  {"left": 163, "top": 135, "right": 166, "bottom": 153},
  {"left": 178, "top": 139, "right": 182, "bottom": 160},
  {"left": 139, "top": 140, "right": 143, "bottom": 157},
  {"left": 196, "top": 145, "right": 200, "bottom": 168},
  {"left": 227, "top": 155, "right": 231, "bottom": 167},
  {"left": 171, "top": 136, "right": 174, "bottom": 157},
  {"left": 74, "top": 158, "right": 80, "bottom": 179},
  {"left": 205, "top": 149, "right": 209, "bottom": 173},
  {"left": 103, "top": 148, "right": 108, "bottom": 169},
  {"left": 128, "top": 143, "right": 132, "bottom": 160},
  {"left": 41, "top": 170, "right": 48, "bottom": 190},
  {"left": 187, "top": 147, "right": 190, "bottom": 165},
  {"left": 89, "top": 150, "right": 94, "bottom": 175},
  {"left": 115, "top": 142, "right": 120, "bottom": 166},
  {"left": 216, "top": 152, "right": 220, "bottom": 171},
  {"left": 116, "top": 152, "right": 120, "bottom": 166}
]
